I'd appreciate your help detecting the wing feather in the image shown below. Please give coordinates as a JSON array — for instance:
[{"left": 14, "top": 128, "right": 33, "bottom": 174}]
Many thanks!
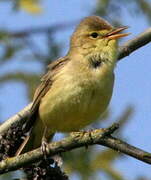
[{"left": 24, "top": 56, "right": 70, "bottom": 132}]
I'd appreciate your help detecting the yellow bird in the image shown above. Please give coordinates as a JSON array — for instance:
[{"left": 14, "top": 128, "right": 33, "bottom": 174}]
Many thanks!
[{"left": 18, "top": 16, "right": 129, "bottom": 154}]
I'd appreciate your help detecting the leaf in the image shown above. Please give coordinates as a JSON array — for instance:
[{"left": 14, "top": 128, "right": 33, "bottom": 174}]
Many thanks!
[
  {"left": 0, "top": 31, "right": 9, "bottom": 41},
  {"left": 19, "top": 0, "right": 42, "bottom": 14},
  {"left": 103, "top": 168, "right": 124, "bottom": 180},
  {"left": 91, "top": 149, "right": 121, "bottom": 169},
  {"left": 0, "top": 44, "right": 24, "bottom": 64},
  {"left": 138, "top": 0, "right": 151, "bottom": 23},
  {"left": 2, "top": 46, "right": 17, "bottom": 60},
  {"left": 91, "top": 149, "right": 124, "bottom": 180}
]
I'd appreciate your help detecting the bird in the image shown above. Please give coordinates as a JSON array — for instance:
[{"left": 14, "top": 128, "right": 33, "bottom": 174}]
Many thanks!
[{"left": 17, "top": 16, "right": 129, "bottom": 155}]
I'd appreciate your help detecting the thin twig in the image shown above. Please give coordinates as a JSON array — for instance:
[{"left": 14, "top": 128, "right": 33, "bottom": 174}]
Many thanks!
[
  {"left": 7, "top": 21, "right": 76, "bottom": 38},
  {"left": 0, "top": 103, "right": 32, "bottom": 134}
]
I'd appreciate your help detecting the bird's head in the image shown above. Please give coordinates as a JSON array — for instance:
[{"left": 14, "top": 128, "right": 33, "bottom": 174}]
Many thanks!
[{"left": 69, "top": 16, "right": 129, "bottom": 67}]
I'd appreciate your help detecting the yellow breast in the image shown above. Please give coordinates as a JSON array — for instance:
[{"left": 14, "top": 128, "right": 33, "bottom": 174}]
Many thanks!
[{"left": 39, "top": 60, "right": 114, "bottom": 133}]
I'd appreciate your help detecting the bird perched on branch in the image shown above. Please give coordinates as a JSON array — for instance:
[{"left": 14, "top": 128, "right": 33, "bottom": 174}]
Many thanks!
[{"left": 17, "top": 16, "right": 129, "bottom": 155}]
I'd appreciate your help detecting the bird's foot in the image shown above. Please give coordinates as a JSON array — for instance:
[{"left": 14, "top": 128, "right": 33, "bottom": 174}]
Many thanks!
[
  {"left": 70, "top": 128, "right": 107, "bottom": 149},
  {"left": 70, "top": 131, "right": 87, "bottom": 139},
  {"left": 70, "top": 130, "right": 95, "bottom": 149},
  {"left": 41, "top": 138, "right": 63, "bottom": 167},
  {"left": 41, "top": 137, "right": 50, "bottom": 162}
]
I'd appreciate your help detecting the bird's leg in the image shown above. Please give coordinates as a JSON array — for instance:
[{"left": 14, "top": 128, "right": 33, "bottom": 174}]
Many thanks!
[
  {"left": 41, "top": 128, "right": 57, "bottom": 165},
  {"left": 41, "top": 127, "right": 62, "bottom": 167},
  {"left": 41, "top": 127, "right": 50, "bottom": 161},
  {"left": 70, "top": 130, "right": 91, "bottom": 149}
]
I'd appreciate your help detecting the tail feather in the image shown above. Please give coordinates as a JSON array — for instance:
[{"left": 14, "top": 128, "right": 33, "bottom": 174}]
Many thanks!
[
  {"left": 17, "top": 117, "right": 45, "bottom": 155},
  {"left": 16, "top": 115, "right": 55, "bottom": 155}
]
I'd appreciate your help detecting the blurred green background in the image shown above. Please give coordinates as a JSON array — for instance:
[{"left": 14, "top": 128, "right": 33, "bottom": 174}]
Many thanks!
[{"left": 0, "top": 0, "right": 151, "bottom": 179}]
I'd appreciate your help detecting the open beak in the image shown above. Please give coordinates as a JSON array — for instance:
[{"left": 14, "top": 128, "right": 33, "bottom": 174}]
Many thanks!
[{"left": 105, "top": 26, "right": 130, "bottom": 40}]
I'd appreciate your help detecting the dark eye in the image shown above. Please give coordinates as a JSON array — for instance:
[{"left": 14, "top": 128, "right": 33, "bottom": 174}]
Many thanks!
[{"left": 90, "top": 32, "right": 99, "bottom": 38}]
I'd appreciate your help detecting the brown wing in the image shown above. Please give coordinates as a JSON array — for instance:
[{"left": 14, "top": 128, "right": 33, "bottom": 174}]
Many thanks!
[
  {"left": 16, "top": 56, "right": 70, "bottom": 155},
  {"left": 24, "top": 56, "right": 70, "bottom": 132}
]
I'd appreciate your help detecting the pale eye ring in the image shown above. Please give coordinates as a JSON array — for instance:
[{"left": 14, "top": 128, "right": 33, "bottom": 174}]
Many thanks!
[{"left": 90, "top": 32, "right": 99, "bottom": 38}]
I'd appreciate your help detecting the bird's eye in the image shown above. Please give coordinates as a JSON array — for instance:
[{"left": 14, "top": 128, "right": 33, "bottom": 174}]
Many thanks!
[{"left": 90, "top": 32, "right": 99, "bottom": 38}]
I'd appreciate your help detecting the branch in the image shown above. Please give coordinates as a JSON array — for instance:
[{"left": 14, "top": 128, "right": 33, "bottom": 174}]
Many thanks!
[
  {"left": 0, "top": 103, "right": 32, "bottom": 134},
  {"left": 0, "top": 28, "right": 150, "bottom": 135},
  {"left": 5, "top": 21, "right": 76, "bottom": 38},
  {"left": 117, "top": 28, "right": 151, "bottom": 60},
  {"left": 0, "top": 124, "right": 151, "bottom": 175}
]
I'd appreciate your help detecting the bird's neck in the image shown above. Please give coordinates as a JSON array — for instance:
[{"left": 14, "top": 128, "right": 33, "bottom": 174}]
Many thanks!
[{"left": 68, "top": 40, "right": 118, "bottom": 71}]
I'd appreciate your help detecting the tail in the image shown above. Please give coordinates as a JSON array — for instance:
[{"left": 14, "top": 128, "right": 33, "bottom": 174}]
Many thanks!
[
  {"left": 16, "top": 116, "right": 45, "bottom": 155},
  {"left": 23, "top": 117, "right": 45, "bottom": 153},
  {"left": 24, "top": 118, "right": 55, "bottom": 153},
  {"left": 16, "top": 113, "right": 55, "bottom": 155}
]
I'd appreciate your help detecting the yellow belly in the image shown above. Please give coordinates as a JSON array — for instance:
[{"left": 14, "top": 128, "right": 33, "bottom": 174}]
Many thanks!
[{"left": 39, "top": 69, "right": 114, "bottom": 133}]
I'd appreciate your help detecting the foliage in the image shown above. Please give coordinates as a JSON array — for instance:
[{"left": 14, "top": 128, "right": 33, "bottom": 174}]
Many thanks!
[{"left": 19, "top": 0, "right": 42, "bottom": 13}]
